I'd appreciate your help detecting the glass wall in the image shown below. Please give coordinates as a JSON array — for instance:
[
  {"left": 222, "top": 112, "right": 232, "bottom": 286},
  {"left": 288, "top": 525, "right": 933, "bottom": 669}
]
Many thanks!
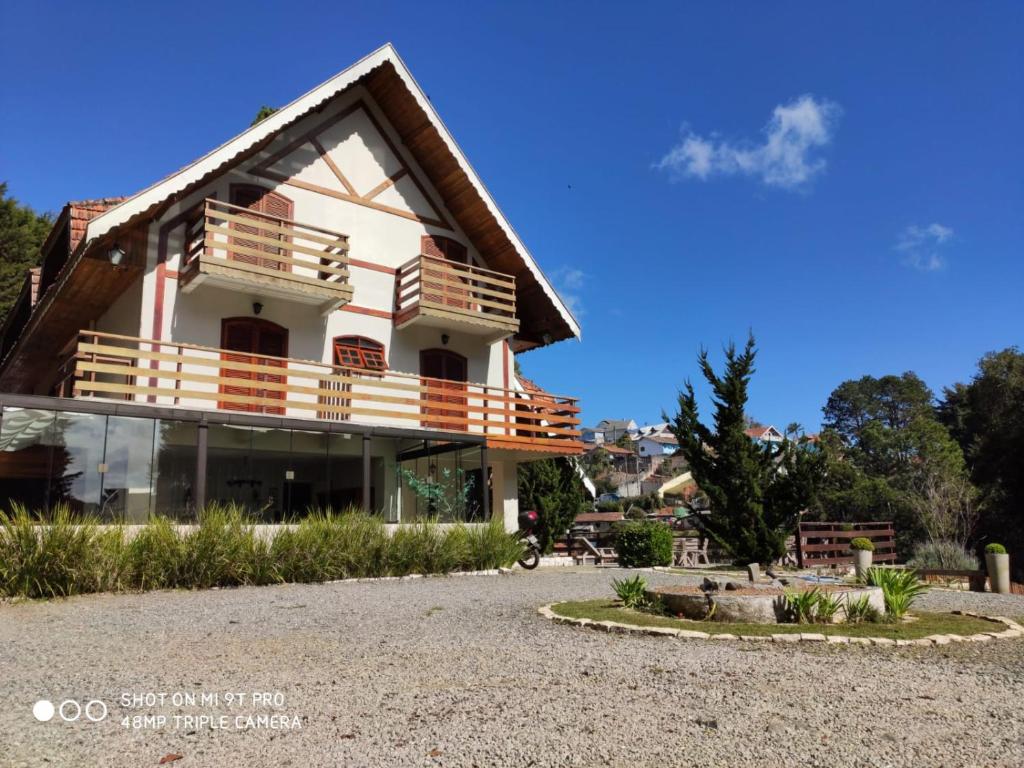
[
  {"left": 0, "top": 402, "right": 484, "bottom": 523},
  {"left": 0, "top": 407, "right": 199, "bottom": 520},
  {"left": 397, "top": 441, "right": 488, "bottom": 523}
]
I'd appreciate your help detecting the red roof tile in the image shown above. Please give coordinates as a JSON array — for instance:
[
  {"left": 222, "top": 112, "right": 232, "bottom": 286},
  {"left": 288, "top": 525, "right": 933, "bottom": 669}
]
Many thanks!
[{"left": 68, "top": 198, "right": 126, "bottom": 251}]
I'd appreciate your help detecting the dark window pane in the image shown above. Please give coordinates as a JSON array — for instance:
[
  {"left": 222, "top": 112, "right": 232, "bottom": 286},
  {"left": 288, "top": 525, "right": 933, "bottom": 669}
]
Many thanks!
[
  {"left": 49, "top": 411, "right": 106, "bottom": 517},
  {"left": 103, "top": 416, "right": 156, "bottom": 523},
  {"left": 153, "top": 420, "right": 198, "bottom": 521},
  {"left": 0, "top": 407, "right": 56, "bottom": 512}
]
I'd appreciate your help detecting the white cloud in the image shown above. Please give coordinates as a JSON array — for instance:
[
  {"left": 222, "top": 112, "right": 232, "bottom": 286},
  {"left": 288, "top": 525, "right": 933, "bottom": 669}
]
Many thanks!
[
  {"left": 551, "top": 266, "right": 586, "bottom": 318},
  {"left": 896, "top": 223, "right": 954, "bottom": 271},
  {"left": 656, "top": 95, "right": 841, "bottom": 190}
]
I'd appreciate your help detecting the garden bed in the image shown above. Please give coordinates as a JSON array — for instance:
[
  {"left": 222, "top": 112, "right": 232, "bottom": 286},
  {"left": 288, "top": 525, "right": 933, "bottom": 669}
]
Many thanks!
[{"left": 547, "top": 599, "right": 1017, "bottom": 641}]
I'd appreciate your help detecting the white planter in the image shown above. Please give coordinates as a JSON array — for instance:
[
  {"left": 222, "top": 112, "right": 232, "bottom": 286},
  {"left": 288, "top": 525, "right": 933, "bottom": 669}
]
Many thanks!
[
  {"left": 853, "top": 549, "right": 873, "bottom": 579},
  {"left": 986, "top": 552, "right": 1011, "bottom": 594}
]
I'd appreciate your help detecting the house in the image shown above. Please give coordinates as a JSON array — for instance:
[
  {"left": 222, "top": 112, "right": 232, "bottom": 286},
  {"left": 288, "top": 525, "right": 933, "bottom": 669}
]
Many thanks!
[
  {"left": 744, "top": 425, "right": 785, "bottom": 446},
  {"left": 594, "top": 418, "right": 637, "bottom": 443},
  {"left": 635, "top": 433, "right": 678, "bottom": 457},
  {"left": 0, "top": 45, "right": 582, "bottom": 529}
]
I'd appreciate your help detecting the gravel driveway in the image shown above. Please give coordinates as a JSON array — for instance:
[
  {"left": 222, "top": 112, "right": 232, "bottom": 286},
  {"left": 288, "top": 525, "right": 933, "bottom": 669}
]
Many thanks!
[{"left": 1, "top": 569, "right": 1022, "bottom": 768}]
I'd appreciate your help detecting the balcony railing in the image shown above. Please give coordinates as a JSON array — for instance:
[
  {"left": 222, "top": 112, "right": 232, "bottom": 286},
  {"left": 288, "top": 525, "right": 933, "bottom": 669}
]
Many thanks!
[
  {"left": 394, "top": 255, "right": 519, "bottom": 338},
  {"left": 66, "top": 331, "right": 582, "bottom": 454},
  {"left": 180, "top": 199, "right": 353, "bottom": 313}
]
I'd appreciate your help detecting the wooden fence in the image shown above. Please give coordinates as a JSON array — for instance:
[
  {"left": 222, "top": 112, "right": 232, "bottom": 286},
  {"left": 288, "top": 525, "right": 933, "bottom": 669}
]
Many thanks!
[{"left": 796, "top": 521, "right": 898, "bottom": 568}]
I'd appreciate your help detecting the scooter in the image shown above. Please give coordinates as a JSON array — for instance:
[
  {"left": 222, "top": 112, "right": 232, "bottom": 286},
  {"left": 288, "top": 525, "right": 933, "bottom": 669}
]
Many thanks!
[{"left": 516, "top": 509, "right": 542, "bottom": 570}]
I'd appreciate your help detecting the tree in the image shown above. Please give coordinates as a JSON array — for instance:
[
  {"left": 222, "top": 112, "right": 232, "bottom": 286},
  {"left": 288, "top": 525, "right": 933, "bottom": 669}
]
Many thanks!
[
  {"left": 665, "top": 334, "right": 822, "bottom": 564},
  {"left": 939, "top": 347, "right": 1024, "bottom": 576},
  {"left": 517, "top": 458, "right": 586, "bottom": 553},
  {"left": 250, "top": 106, "right": 278, "bottom": 126},
  {"left": 813, "top": 372, "right": 975, "bottom": 556},
  {"left": 0, "top": 183, "right": 52, "bottom": 320}
]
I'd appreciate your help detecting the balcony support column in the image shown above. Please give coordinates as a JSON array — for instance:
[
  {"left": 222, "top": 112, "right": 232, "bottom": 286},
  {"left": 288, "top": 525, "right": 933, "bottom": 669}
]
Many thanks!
[
  {"left": 194, "top": 417, "right": 208, "bottom": 514},
  {"left": 480, "top": 445, "right": 490, "bottom": 521},
  {"left": 362, "top": 434, "right": 371, "bottom": 513}
]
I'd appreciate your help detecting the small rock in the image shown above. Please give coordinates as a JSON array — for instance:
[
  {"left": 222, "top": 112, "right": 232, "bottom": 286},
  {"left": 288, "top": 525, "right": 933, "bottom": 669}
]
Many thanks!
[{"left": 725, "top": 581, "right": 741, "bottom": 591}]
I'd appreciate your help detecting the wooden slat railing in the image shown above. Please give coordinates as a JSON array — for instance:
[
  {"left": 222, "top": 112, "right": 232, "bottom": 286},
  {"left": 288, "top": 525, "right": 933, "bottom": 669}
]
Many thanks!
[
  {"left": 183, "top": 198, "right": 350, "bottom": 288},
  {"left": 796, "top": 521, "right": 899, "bottom": 568},
  {"left": 68, "top": 330, "right": 581, "bottom": 452},
  {"left": 394, "top": 254, "right": 518, "bottom": 331}
]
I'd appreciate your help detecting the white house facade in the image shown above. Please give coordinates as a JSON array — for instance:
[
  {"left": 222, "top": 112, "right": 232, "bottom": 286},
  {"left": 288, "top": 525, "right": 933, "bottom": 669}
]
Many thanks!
[{"left": 0, "top": 45, "right": 582, "bottom": 529}]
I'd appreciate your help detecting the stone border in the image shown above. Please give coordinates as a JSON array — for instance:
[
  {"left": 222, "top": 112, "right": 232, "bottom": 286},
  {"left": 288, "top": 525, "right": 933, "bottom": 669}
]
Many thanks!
[
  {"left": 319, "top": 567, "right": 513, "bottom": 585},
  {"left": 538, "top": 604, "right": 1024, "bottom": 647}
]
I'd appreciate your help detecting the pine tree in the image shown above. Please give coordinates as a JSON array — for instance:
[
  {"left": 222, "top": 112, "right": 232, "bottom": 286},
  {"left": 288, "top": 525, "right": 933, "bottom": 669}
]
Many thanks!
[
  {"left": 0, "top": 183, "right": 53, "bottom": 321},
  {"left": 665, "top": 334, "right": 822, "bottom": 564},
  {"left": 517, "top": 458, "right": 586, "bottom": 553}
]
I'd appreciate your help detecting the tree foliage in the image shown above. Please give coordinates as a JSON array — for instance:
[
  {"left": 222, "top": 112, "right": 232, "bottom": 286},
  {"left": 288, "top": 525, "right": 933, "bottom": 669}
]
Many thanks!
[
  {"left": 665, "top": 334, "right": 822, "bottom": 564},
  {"left": 0, "top": 183, "right": 52, "bottom": 321},
  {"left": 939, "top": 347, "right": 1024, "bottom": 576},
  {"left": 813, "top": 372, "right": 974, "bottom": 556},
  {"left": 517, "top": 458, "right": 586, "bottom": 553},
  {"left": 250, "top": 105, "right": 278, "bottom": 126}
]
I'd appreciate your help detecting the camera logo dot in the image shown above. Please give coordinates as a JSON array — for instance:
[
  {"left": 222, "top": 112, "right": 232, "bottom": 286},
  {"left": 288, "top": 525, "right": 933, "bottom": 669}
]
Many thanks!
[
  {"left": 33, "top": 700, "right": 55, "bottom": 722},
  {"left": 33, "top": 698, "right": 107, "bottom": 723}
]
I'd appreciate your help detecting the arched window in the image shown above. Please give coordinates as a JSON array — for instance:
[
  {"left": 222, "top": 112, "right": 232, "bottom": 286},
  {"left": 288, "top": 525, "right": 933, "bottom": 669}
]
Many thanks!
[{"left": 332, "top": 336, "right": 386, "bottom": 372}]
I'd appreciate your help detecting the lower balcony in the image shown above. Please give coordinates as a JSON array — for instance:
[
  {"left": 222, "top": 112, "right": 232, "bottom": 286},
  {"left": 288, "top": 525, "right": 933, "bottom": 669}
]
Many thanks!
[
  {"left": 394, "top": 255, "right": 520, "bottom": 340},
  {"left": 65, "top": 331, "right": 582, "bottom": 454},
  {"left": 179, "top": 199, "right": 353, "bottom": 314}
]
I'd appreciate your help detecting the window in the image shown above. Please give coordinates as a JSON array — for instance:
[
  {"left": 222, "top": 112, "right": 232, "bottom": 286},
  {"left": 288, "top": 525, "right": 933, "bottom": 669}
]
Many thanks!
[
  {"left": 333, "top": 336, "right": 386, "bottom": 373},
  {"left": 421, "top": 235, "right": 467, "bottom": 264}
]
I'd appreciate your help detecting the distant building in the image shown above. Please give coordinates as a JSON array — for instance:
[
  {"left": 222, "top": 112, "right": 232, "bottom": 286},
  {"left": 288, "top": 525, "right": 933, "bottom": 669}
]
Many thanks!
[
  {"left": 636, "top": 433, "right": 678, "bottom": 457},
  {"left": 595, "top": 418, "right": 638, "bottom": 443},
  {"left": 744, "top": 425, "right": 785, "bottom": 446}
]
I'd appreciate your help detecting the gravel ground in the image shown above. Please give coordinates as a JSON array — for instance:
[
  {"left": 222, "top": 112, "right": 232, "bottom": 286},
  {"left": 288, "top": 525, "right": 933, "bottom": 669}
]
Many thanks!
[{"left": 1, "top": 569, "right": 1023, "bottom": 768}]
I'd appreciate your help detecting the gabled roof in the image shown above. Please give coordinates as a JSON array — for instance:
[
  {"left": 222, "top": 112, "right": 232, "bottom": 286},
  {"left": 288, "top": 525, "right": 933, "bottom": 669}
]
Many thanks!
[
  {"left": 744, "top": 425, "right": 784, "bottom": 440},
  {"left": 82, "top": 44, "right": 579, "bottom": 349}
]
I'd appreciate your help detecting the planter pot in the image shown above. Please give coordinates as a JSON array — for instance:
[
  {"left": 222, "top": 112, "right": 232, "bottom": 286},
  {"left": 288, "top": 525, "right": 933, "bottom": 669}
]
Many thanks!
[
  {"left": 853, "top": 549, "right": 873, "bottom": 579},
  {"left": 986, "top": 552, "right": 1011, "bottom": 594}
]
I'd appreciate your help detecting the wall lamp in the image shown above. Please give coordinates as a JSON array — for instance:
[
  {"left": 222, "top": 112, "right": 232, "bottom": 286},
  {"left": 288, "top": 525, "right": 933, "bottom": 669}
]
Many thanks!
[
  {"left": 107, "top": 244, "right": 126, "bottom": 267},
  {"left": 441, "top": 333, "right": 450, "bottom": 346},
  {"left": 253, "top": 302, "right": 264, "bottom": 316}
]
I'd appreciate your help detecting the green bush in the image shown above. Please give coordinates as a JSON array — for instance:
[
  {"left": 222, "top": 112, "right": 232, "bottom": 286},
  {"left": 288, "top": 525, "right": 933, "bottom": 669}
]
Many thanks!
[
  {"left": 613, "top": 522, "right": 673, "bottom": 568},
  {"left": 0, "top": 505, "right": 522, "bottom": 598},
  {"left": 985, "top": 543, "right": 1007, "bottom": 555},
  {"left": 866, "top": 567, "right": 927, "bottom": 620},
  {"left": 849, "top": 537, "right": 875, "bottom": 552},
  {"left": 844, "top": 594, "right": 881, "bottom": 624},
  {"left": 611, "top": 574, "right": 648, "bottom": 609},
  {"left": 595, "top": 500, "right": 623, "bottom": 513},
  {"left": 908, "top": 540, "right": 979, "bottom": 571}
]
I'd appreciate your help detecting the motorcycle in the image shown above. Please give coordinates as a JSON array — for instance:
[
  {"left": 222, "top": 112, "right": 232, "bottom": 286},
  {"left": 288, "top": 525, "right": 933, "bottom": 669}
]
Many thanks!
[{"left": 516, "top": 509, "right": 542, "bottom": 570}]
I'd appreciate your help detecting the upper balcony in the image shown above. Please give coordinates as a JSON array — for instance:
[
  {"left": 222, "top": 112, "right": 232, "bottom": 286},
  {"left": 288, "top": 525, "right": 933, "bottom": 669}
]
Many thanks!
[
  {"left": 394, "top": 255, "right": 520, "bottom": 340},
  {"left": 62, "top": 330, "right": 582, "bottom": 455},
  {"left": 180, "top": 199, "right": 353, "bottom": 314}
]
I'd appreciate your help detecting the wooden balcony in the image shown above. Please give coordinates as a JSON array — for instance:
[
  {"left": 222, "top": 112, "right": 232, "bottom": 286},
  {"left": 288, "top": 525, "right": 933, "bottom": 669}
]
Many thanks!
[
  {"left": 66, "top": 331, "right": 582, "bottom": 454},
  {"left": 394, "top": 255, "right": 519, "bottom": 339},
  {"left": 180, "top": 199, "right": 353, "bottom": 314}
]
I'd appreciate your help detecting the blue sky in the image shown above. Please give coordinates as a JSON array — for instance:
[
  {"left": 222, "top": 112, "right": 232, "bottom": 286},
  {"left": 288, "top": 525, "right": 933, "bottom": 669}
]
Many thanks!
[{"left": 2, "top": 2, "right": 1021, "bottom": 431}]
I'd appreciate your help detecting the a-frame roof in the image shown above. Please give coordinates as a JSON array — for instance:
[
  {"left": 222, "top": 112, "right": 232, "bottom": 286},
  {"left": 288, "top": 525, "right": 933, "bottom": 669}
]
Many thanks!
[{"left": 84, "top": 43, "right": 580, "bottom": 349}]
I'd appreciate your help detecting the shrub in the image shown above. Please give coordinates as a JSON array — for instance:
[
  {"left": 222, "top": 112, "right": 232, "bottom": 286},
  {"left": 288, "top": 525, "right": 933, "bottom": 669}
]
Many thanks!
[
  {"left": 0, "top": 506, "right": 522, "bottom": 598},
  {"left": 849, "top": 537, "right": 875, "bottom": 552},
  {"left": 595, "top": 500, "right": 623, "bottom": 513},
  {"left": 908, "top": 540, "right": 979, "bottom": 571},
  {"left": 611, "top": 574, "right": 648, "bottom": 609},
  {"left": 866, "top": 567, "right": 927, "bottom": 620},
  {"left": 783, "top": 588, "right": 821, "bottom": 624},
  {"left": 844, "top": 594, "right": 881, "bottom": 624},
  {"left": 815, "top": 592, "right": 843, "bottom": 623},
  {"left": 460, "top": 516, "right": 524, "bottom": 571},
  {"left": 985, "top": 543, "right": 1007, "bottom": 555},
  {"left": 0, "top": 504, "right": 115, "bottom": 598},
  {"left": 613, "top": 522, "right": 673, "bottom": 568}
]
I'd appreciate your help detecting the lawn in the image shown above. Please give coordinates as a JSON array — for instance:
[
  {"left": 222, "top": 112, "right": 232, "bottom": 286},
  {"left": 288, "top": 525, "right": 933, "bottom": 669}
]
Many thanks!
[{"left": 550, "top": 600, "right": 1003, "bottom": 639}]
